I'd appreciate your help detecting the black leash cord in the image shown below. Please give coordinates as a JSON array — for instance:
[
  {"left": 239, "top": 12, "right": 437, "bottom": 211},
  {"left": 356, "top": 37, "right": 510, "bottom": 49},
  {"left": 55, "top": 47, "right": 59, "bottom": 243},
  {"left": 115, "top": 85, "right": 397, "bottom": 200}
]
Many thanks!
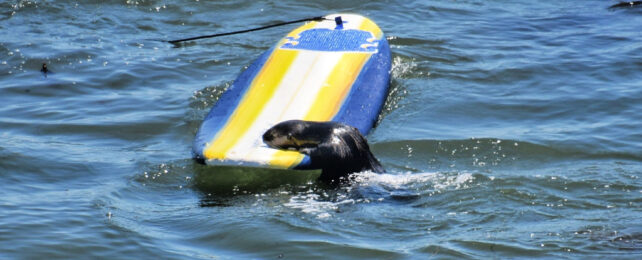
[{"left": 168, "top": 16, "right": 328, "bottom": 44}]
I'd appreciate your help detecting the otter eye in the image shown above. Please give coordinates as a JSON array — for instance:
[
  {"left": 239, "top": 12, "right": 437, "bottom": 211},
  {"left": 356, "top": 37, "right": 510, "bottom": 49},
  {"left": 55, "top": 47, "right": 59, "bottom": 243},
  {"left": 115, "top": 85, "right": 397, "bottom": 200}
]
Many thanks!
[{"left": 287, "top": 133, "right": 293, "bottom": 140}]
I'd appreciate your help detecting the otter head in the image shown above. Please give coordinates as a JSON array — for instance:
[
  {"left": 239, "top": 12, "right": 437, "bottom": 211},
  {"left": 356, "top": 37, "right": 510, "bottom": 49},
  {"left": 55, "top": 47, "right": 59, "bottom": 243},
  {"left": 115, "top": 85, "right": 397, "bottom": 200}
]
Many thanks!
[
  {"left": 263, "top": 120, "right": 385, "bottom": 180},
  {"left": 262, "top": 120, "right": 325, "bottom": 152}
]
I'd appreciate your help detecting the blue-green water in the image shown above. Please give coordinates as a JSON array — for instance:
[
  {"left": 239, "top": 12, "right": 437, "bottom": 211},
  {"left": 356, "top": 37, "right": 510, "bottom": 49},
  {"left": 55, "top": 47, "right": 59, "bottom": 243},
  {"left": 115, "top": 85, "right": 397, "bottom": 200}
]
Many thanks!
[{"left": 1, "top": 0, "right": 641, "bottom": 258}]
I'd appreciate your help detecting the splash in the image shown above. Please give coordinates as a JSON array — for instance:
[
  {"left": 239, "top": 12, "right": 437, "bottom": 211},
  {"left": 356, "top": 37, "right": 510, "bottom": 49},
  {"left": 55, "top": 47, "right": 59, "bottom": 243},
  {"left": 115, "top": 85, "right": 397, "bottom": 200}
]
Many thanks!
[
  {"left": 390, "top": 56, "right": 419, "bottom": 79},
  {"left": 352, "top": 171, "right": 475, "bottom": 191},
  {"left": 189, "top": 81, "right": 231, "bottom": 110},
  {"left": 283, "top": 171, "right": 475, "bottom": 219}
]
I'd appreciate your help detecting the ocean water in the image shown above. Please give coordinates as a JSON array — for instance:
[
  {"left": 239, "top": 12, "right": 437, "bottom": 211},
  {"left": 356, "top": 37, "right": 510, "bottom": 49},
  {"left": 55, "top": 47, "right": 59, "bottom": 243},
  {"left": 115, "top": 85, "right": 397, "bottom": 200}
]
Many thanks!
[{"left": 1, "top": 0, "right": 641, "bottom": 258}]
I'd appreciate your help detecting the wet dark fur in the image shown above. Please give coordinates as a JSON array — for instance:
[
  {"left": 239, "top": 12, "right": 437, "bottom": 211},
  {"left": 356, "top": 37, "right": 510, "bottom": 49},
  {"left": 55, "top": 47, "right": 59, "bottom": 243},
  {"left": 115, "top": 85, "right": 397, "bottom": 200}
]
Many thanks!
[{"left": 263, "top": 120, "right": 384, "bottom": 181}]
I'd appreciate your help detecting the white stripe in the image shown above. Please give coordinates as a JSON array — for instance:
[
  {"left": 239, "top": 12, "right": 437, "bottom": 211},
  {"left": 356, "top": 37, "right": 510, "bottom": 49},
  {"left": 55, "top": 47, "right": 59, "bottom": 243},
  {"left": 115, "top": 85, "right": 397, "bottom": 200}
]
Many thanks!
[{"left": 224, "top": 50, "right": 344, "bottom": 165}]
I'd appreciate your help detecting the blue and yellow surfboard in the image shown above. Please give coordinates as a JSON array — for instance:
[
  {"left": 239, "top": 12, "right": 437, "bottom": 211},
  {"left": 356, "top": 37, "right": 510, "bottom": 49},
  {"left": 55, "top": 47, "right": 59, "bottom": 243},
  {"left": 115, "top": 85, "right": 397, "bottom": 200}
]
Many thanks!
[{"left": 193, "top": 14, "right": 391, "bottom": 169}]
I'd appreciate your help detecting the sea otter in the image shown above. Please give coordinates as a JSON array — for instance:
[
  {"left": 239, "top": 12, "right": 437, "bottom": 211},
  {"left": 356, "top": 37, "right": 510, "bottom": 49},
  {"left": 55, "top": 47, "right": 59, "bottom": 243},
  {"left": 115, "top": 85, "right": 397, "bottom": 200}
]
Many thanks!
[{"left": 262, "top": 120, "right": 384, "bottom": 181}]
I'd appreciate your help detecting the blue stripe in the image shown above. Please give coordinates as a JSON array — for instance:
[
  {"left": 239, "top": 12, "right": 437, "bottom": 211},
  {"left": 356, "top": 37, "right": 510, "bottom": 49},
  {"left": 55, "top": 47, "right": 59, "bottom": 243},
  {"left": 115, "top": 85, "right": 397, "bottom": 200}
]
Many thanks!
[{"left": 332, "top": 38, "right": 392, "bottom": 135}]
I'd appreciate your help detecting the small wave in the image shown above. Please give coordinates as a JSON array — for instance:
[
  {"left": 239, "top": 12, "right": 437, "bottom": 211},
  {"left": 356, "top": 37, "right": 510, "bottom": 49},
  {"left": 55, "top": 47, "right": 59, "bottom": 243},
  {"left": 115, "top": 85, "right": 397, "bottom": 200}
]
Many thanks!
[{"left": 373, "top": 138, "right": 642, "bottom": 173}]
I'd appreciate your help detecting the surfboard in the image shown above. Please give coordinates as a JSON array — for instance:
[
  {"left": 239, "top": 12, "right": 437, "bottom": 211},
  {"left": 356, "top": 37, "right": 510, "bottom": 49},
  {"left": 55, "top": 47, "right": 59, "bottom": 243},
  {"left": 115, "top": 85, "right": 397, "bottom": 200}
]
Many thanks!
[{"left": 192, "top": 13, "right": 391, "bottom": 170}]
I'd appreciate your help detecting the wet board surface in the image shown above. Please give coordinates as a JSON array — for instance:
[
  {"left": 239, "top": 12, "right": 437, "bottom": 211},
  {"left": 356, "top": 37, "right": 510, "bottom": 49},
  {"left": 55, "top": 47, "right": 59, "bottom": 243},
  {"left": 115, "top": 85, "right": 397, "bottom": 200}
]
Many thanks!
[{"left": 193, "top": 13, "right": 391, "bottom": 169}]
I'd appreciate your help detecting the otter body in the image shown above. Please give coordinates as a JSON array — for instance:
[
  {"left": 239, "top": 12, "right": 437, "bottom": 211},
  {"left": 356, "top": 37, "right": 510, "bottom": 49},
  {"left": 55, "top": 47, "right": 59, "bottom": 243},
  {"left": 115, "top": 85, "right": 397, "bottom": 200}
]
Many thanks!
[{"left": 263, "top": 120, "right": 384, "bottom": 181}]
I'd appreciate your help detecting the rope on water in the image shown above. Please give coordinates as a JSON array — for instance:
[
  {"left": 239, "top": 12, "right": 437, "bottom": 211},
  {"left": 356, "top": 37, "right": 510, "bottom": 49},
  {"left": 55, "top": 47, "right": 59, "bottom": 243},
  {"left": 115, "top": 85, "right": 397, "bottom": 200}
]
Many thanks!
[{"left": 168, "top": 16, "right": 329, "bottom": 44}]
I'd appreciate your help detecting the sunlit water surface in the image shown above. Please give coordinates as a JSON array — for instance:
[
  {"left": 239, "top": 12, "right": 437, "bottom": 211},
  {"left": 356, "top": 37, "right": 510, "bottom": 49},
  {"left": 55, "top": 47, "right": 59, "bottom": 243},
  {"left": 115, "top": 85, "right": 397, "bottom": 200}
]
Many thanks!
[{"left": 1, "top": 0, "right": 641, "bottom": 258}]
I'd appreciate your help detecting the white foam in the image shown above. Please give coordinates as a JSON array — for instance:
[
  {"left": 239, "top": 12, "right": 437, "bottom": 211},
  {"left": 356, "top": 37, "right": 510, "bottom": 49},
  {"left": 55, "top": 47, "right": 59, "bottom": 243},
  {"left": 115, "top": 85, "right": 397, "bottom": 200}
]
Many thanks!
[
  {"left": 351, "top": 171, "right": 475, "bottom": 191},
  {"left": 282, "top": 171, "right": 475, "bottom": 219}
]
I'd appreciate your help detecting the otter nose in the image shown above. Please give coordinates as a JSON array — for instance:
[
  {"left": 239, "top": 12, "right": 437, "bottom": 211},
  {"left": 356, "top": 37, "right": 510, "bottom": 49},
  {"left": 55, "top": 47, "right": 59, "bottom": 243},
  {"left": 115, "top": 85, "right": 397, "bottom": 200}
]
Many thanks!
[{"left": 262, "top": 130, "right": 274, "bottom": 143}]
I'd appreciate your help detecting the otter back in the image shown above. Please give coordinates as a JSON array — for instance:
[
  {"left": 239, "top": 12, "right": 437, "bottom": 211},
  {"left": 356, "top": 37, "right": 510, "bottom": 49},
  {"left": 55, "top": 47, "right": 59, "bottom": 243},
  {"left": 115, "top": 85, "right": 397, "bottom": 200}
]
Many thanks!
[{"left": 193, "top": 14, "right": 391, "bottom": 170}]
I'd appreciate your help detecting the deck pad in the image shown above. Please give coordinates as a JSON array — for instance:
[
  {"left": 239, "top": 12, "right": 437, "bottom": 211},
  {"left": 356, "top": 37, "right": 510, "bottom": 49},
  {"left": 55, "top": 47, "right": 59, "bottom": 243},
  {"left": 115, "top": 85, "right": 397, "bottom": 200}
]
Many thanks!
[{"left": 193, "top": 14, "right": 391, "bottom": 169}]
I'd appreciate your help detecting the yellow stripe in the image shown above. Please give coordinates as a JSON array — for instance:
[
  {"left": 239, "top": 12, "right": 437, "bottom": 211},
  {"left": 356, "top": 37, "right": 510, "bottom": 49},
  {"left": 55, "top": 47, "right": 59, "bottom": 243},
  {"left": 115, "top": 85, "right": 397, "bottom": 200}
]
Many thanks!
[
  {"left": 357, "top": 17, "right": 383, "bottom": 39},
  {"left": 203, "top": 49, "right": 299, "bottom": 160},
  {"left": 269, "top": 150, "right": 306, "bottom": 168},
  {"left": 304, "top": 52, "right": 370, "bottom": 120},
  {"left": 304, "top": 17, "right": 377, "bottom": 120}
]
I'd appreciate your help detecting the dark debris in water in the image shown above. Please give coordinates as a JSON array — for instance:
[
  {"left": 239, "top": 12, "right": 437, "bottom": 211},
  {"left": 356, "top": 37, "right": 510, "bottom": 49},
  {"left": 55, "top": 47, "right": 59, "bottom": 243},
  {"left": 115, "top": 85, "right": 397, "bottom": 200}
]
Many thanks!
[
  {"left": 609, "top": 1, "right": 642, "bottom": 9},
  {"left": 610, "top": 233, "right": 642, "bottom": 251},
  {"left": 40, "top": 63, "right": 49, "bottom": 77}
]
